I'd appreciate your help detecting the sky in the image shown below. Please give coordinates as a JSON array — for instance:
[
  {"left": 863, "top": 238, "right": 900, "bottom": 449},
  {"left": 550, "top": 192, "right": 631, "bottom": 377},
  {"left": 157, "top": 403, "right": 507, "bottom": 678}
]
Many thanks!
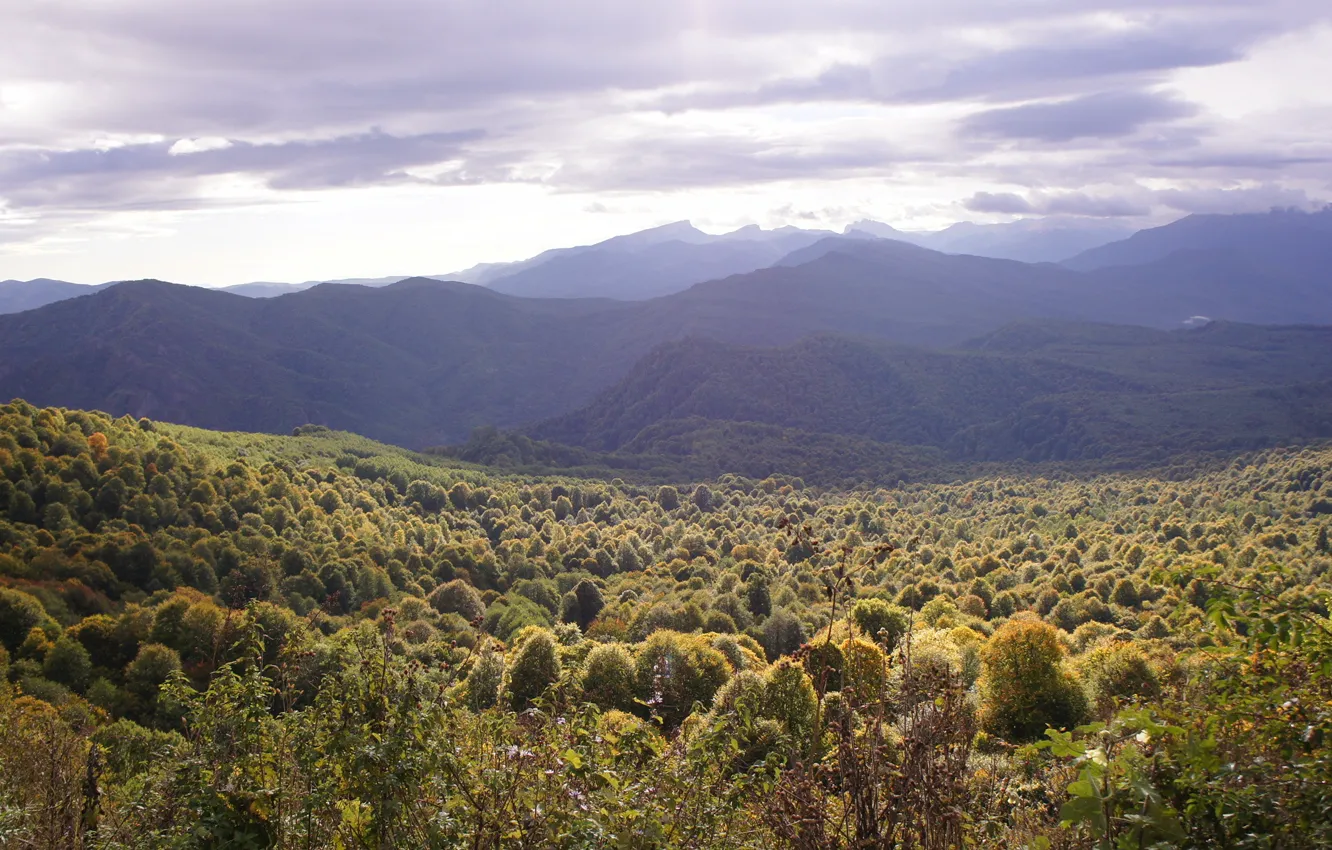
[{"left": 1, "top": 0, "right": 1330, "bottom": 286}]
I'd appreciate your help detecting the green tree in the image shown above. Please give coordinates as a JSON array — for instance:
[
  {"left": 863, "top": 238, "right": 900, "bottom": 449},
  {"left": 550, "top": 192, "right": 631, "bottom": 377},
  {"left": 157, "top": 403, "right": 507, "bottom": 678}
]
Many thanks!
[
  {"left": 505, "top": 628, "right": 560, "bottom": 711},
  {"left": 746, "top": 573, "right": 772, "bottom": 619},
  {"left": 840, "top": 637, "right": 888, "bottom": 703},
  {"left": 656, "top": 486, "right": 680, "bottom": 511},
  {"left": 42, "top": 636, "right": 91, "bottom": 692},
  {"left": 463, "top": 647, "right": 504, "bottom": 711},
  {"left": 802, "top": 640, "right": 843, "bottom": 692},
  {"left": 979, "top": 620, "right": 1087, "bottom": 742},
  {"left": 1111, "top": 578, "right": 1140, "bottom": 608},
  {"left": 0, "top": 588, "right": 50, "bottom": 653},
  {"left": 430, "top": 579, "right": 485, "bottom": 622},
  {"left": 580, "top": 643, "right": 637, "bottom": 712},
  {"left": 761, "top": 609, "right": 806, "bottom": 661},
  {"left": 567, "top": 579, "right": 605, "bottom": 631},
  {"left": 691, "top": 484, "right": 714, "bottom": 512},
  {"left": 851, "top": 598, "right": 910, "bottom": 651},
  {"left": 762, "top": 659, "right": 818, "bottom": 747},
  {"left": 635, "top": 630, "right": 729, "bottom": 728},
  {"left": 125, "top": 642, "right": 183, "bottom": 721},
  {"left": 1080, "top": 641, "right": 1161, "bottom": 718}
]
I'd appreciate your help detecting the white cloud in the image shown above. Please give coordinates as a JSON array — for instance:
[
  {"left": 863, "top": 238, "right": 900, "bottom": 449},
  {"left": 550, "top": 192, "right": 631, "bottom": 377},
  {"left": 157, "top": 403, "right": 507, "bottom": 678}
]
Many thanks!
[
  {"left": 168, "top": 137, "right": 233, "bottom": 155},
  {"left": 0, "top": 0, "right": 1329, "bottom": 283}
]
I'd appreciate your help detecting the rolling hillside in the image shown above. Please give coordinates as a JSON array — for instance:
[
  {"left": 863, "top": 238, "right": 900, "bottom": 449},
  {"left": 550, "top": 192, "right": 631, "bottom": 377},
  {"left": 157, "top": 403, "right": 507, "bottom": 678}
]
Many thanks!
[{"left": 529, "top": 322, "right": 1332, "bottom": 467}]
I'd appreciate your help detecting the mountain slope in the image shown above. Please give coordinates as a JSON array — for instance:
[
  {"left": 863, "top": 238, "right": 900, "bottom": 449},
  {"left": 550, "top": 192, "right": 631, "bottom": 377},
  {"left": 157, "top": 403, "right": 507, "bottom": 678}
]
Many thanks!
[
  {"left": 529, "top": 322, "right": 1332, "bottom": 466},
  {"left": 1062, "top": 208, "right": 1332, "bottom": 272},
  {"left": 0, "top": 279, "right": 640, "bottom": 446},
  {"left": 634, "top": 239, "right": 1088, "bottom": 348},
  {"left": 483, "top": 223, "right": 839, "bottom": 299},
  {"left": 846, "top": 217, "right": 1133, "bottom": 262},
  {"left": 0, "top": 279, "right": 114, "bottom": 314}
]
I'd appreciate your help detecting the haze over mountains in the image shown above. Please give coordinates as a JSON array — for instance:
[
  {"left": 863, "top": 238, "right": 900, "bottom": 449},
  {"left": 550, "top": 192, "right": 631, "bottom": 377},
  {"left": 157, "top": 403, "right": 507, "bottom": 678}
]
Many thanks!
[
  {"left": 0, "top": 211, "right": 1172, "bottom": 314},
  {"left": 846, "top": 217, "right": 1136, "bottom": 263},
  {"left": 1, "top": 207, "right": 1330, "bottom": 482}
]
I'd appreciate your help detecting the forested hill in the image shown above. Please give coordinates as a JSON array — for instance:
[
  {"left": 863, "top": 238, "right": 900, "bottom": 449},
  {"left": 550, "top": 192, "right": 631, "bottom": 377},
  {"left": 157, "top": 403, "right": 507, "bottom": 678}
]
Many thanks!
[
  {"left": 0, "top": 278, "right": 641, "bottom": 447},
  {"left": 1, "top": 219, "right": 1330, "bottom": 457},
  {"left": 1, "top": 400, "right": 1329, "bottom": 847},
  {"left": 524, "top": 322, "right": 1332, "bottom": 471}
]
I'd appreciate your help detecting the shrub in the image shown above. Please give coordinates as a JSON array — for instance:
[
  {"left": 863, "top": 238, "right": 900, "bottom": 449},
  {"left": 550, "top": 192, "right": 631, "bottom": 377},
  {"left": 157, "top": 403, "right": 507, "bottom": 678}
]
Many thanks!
[
  {"left": 42, "top": 636, "right": 91, "bottom": 692},
  {"left": 634, "top": 630, "right": 729, "bottom": 728},
  {"left": 761, "top": 659, "right": 818, "bottom": 747},
  {"left": 463, "top": 648, "right": 504, "bottom": 711},
  {"left": 850, "top": 598, "right": 910, "bottom": 652},
  {"left": 0, "top": 588, "right": 51, "bottom": 654},
  {"left": 1080, "top": 641, "right": 1161, "bottom": 718},
  {"left": 429, "top": 579, "right": 485, "bottom": 622},
  {"left": 761, "top": 609, "right": 806, "bottom": 661},
  {"left": 505, "top": 628, "right": 559, "bottom": 711},
  {"left": 840, "top": 637, "right": 888, "bottom": 703},
  {"left": 979, "top": 620, "right": 1087, "bottom": 742},
  {"left": 580, "top": 643, "right": 637, "bottom": 712}
]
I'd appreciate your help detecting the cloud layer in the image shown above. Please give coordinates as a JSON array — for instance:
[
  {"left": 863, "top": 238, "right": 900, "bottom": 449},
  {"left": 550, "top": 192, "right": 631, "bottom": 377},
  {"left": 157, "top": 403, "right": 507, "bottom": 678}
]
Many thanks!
[{"left": 1, "top": 0, "right": 1330, "bottom": 279}]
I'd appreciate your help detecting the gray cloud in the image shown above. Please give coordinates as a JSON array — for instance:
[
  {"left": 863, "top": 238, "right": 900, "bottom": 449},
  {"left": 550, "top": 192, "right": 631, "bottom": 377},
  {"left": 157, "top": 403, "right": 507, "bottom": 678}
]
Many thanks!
[
  {"left": 965, "top": 192, "right": 1035, "bottom": 214},
  {"left": 0, "top": 130, "right": 483, "bottom": 209},
  {"left": 550, "top": 135, "right": 909, "bottom": 192},
  {"left": 964, "top": 190, "right": 1151, "bottom": 217},
  {"left": 1042, "top": 192, "right": 1152, "bottom": 217},
  {"left": 965, "top": 183, "right": 1324, "bottom": 220},
  {"left": 1154, "top": 184, "right": 1322, "bottom": 213},
  {"left": 960, "top": 90, "right": 1198, "bottom": 142},
  {"left": 0, "top": 0, "right": 1329, "bottom": 244},
  {"left": 915, "top": 28, "right": 1250, "bottom": 102},
  {"left": 1152, "top": 152, "right": 1332, "bottom": 170},
  {"left": 653, "top": 19, "right": 1270, "bottom": 113}
]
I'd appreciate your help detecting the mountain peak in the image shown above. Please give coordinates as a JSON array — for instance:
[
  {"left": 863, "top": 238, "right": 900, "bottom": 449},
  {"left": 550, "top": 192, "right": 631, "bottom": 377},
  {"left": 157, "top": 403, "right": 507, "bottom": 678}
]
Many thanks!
[
  {"left": 600, "top": 220, "right": 710, "bottom": 249},
  {"left": 843, "top": 220, "right": 904, "bottom": 239}
]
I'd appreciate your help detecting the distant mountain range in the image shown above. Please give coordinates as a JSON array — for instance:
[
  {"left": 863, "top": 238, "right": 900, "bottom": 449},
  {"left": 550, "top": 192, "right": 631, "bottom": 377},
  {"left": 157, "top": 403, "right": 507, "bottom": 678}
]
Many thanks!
[
  {"left": 442, "top": 216, "right": 1135, "bottom": 298},
  {"left": 1, "top": 207, "right": 1329, "bottom": 478},
  {"left": 0, "top": 279, "right": 117, "bottom": 315},
  {"left": 1062, "top": 207, "right": 1332, "bottom": 272},
  {"left": 0, "top": 212, "right": 1164, "bottom": 314},
  {"left": 846, "top": 217, "right": 1136, "bottom": 263}
]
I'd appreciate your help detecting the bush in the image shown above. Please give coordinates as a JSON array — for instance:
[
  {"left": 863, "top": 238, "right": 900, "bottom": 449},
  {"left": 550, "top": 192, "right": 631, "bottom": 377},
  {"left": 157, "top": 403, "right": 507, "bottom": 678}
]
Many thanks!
[
  {"left": 761, "top": 659, "right": 818, "bottom": 747},
  {"left": 761, "top": 609, "right": 806, "bottom": 661},
  {"left": 505, "top": 628, "right": 559, "bottom": 711},
  {"left": 429, "top": 579, "right": 485, "bottom": 623},
  {"left": 0, "top": 588, "right": 51, "bottom": 654},
  {"left": 979, "top": 620, "right": 1087, "bottom": 742},
  {"left": 463, "top": 648, "right": 504, "bottom": 711},
  {"left": 580, "top": 643, "right": 637, "bottom": 712},
  {"left": 802, "top": 639, "right": 844, "bottom": 692},
  {"left": 1080, "top": 641, "right": 1161, "bottom": 718},
  {"left": 124, "top": 643, "right": 182, "bottom": 719},
  {"left": 42, "top": 636, "right": 91, "bottom": 692},
  {"left": 840, "top": 637, "right": 888, "bottom": 703},
  {"left": 851, "top": 598, "right": 910, "bottom": 652},
  {"left": 484, "top": 595, "right": 553, "bottom": 642},
  {"left": 634, "top": 630, "right": 730, "bottom": 728}
]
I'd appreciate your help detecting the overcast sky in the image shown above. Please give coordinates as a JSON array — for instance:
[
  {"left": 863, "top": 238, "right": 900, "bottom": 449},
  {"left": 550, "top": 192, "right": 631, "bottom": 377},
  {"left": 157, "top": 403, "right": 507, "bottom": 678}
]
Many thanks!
[{"left": 1, "top": 0, "right": 1330, "bottom": 285}]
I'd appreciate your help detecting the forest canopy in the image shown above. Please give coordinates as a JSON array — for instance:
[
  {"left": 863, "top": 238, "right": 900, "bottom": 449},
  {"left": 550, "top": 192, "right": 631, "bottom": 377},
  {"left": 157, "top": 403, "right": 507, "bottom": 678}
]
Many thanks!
[{"left": 0, "top": 400, "right": 1328, "bottom": 848}]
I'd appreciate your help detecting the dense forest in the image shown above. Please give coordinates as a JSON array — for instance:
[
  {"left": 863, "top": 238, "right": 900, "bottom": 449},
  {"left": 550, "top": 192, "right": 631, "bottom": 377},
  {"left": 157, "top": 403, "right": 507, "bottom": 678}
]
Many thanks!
[{"left": 1, "top": 400, "right": 1330, "bottom": 848}]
